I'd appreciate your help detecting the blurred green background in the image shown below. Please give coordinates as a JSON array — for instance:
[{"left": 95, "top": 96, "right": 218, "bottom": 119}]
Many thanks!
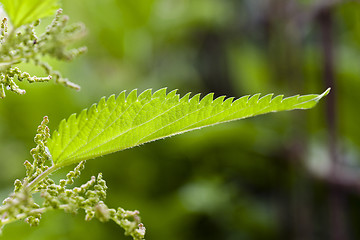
[{"left": 1, "top": 0, "right": 360, "bottom": 239}]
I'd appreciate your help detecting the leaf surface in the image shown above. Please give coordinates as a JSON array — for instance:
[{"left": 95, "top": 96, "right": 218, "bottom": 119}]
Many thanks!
[
  {"left": 47, "top": 88, "right": 330, "bottom": 167},
  {"left": 1, "top": 0, "right": 59, "bottom": 27}
]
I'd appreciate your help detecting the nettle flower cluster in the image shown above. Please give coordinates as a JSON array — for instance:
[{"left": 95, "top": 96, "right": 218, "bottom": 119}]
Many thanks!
[
  {"left": 0, "top": 117, "right": 145, "bottom": 240},
  {"left": 0, "top": 9, "right": 86, "bottom": 98}
]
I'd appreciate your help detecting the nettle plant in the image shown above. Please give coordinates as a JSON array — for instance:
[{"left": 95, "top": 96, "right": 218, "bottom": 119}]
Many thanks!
[{"left": 0, "top": 1, "right": 330, "bottom": 240}]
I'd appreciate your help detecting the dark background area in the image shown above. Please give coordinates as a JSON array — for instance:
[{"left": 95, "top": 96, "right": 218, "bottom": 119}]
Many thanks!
[{"left": 1, "top": 0, "right": 360, "bottom": 239}]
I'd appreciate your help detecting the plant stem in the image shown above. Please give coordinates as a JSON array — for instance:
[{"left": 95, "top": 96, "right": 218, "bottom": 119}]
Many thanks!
[
  {"left": 26, "top": 165, "right": 59, "bottom": 191},
  {"left": 1, "top": 202, "right": 76, "bottom": 226},
  {"left": 0, "top": 208, "right": 46, "bottom": 226},
  {"left": 318, "top": 6, "right": 349, "bottom": 240}
]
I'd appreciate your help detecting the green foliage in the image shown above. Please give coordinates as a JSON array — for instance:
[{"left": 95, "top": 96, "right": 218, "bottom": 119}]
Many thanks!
[
  {"left": 0, "top": 1, "right": 336, "bottom": 240},
  {"left": 1, "top": 0, "right": 60, "bottom": 27},
  {"left": 0, "top": 88, "right": 328, "bottom": 240},
  {"left": 0, "top": 8, "right": 86, "bottom": 98},
  {"left": 48, "top": 88, "right": 330, "bottom": 168},
  {"left": 0, "top": 117, "right": 145, "bottom": 240}
]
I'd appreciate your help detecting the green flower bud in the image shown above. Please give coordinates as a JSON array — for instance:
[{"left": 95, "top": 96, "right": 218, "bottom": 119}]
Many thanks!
[{"left": 95, "top": 202, "right": 110, "bottom": 222}]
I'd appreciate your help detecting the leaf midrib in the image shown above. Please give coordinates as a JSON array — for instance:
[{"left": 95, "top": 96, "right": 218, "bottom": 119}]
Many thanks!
[{"left": 55, "top": 96, "right": 178, "bottom": 164}]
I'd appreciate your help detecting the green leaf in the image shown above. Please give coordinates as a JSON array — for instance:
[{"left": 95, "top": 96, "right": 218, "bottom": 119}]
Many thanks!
[
  {"left": 47, "top": 88, "right": 330, "bottom": 167},
  {"left": 1, "top": 0, "right": 59, "bottom": 27}
]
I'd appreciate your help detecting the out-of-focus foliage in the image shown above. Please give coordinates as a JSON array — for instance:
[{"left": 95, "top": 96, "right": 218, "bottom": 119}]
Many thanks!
[{"left": 0, "top": 0, "right": 360, "bottom": 240}]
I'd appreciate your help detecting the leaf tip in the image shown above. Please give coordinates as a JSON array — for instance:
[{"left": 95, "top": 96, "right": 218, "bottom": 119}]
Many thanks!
[
  {"left": 323, "top": 87, "right": 331, "bottom": 96},
  {"left": 315, "top": 88, "right": 331, "bottom": 102}
]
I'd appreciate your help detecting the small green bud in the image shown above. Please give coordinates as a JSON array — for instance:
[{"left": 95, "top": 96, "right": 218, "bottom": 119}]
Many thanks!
[
  {"left": 59, "top": 179, "right": 66, "bottom": 188},
  {"left": 136, "top": 223, "right": 146, "bottom": 239},
  {"left": 25, "top": 216, "right": 40, "bottom": 227},
  {"left": 85, "top": 210, "right": 95, "bottom": 221},
  {"left": 24, "top": 160, "right": 33, "bottom": 175},
  {"left": 0, "top": 84, "right": 5, "bottom": 98},
  {"left": 14, "top": 179, "right": 22, "bottom": 192},
  {"left": 33, "top": 19, "right": 40, "bottom": 27},
  {"left": 95, "top": 202, "right": 110, "bottom": 222}
]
